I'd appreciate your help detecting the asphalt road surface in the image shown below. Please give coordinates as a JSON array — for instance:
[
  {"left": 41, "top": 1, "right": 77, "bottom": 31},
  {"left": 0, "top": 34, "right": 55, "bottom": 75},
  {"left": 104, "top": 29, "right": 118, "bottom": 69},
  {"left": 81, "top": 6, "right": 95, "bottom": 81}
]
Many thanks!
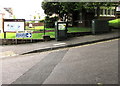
[{"left": 1, "top": 39, "right": 119, "bottom": 85}]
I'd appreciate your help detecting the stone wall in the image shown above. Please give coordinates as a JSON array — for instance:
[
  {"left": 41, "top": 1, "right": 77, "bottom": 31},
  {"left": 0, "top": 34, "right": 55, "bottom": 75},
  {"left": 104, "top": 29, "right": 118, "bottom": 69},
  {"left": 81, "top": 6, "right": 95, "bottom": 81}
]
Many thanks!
[{"left": 0, "top": 39, "right": 44, "bottom": 45}]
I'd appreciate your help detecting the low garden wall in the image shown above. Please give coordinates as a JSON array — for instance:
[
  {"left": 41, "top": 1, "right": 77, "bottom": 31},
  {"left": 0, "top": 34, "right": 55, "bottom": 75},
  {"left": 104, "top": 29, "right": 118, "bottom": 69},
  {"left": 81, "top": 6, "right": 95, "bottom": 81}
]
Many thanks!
[
  {"left": 26, "top": 23, "right": 44, "bottom": 26},
  {"left": 0, "top": 39, "right": 44, "bottom": 45}
]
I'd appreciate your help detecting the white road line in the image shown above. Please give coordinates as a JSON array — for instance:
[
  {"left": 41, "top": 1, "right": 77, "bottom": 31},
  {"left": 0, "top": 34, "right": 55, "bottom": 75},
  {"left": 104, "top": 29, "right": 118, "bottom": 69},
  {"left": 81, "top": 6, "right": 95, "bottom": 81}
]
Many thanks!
[{"left": 53, "top": 43, "right": 66, "bottom": 46}]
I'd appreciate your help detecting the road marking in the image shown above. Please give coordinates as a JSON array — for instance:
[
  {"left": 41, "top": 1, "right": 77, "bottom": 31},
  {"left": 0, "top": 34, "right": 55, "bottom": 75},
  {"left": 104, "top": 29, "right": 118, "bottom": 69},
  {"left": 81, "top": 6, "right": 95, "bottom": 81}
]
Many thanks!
[
  {"left": 0, "top": 51, "right": 17, "bottom": 59},
  {"left": 97, "top": 83, "right": 103, "bottom": 85},
  {"left": 53, "top": 43, "right": 66, "bottom": 46}
]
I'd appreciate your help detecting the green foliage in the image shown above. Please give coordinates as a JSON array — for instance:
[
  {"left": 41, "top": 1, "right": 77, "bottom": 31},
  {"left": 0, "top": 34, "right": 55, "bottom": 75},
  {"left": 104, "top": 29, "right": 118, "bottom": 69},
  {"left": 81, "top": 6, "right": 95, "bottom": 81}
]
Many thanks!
[
  {"left": 28, "top": 21, "right": 35, "bottom": 23},
  {"left": 39, "top": 19, "right": 45, "bottom": 23},
  {"left": 109, "top": 19, "right": 120, "bottom": 28},
  {"left": 41, "top": 2, "right": 119, "bottom": 19},
  {"left": 42, "top": 2, "right": 61, "bottom": 16},
  {"left": 34, "top": 16, "right": 36, "bottom": 19},
  {"left": 45, "top": 16, "right": 59, "bottom": 28},
  {"left": 13, "top": 15, "right": 16, "bottom": 19},
  {"left": 42, "top": 2, "right": 84, "bottom": 16}
]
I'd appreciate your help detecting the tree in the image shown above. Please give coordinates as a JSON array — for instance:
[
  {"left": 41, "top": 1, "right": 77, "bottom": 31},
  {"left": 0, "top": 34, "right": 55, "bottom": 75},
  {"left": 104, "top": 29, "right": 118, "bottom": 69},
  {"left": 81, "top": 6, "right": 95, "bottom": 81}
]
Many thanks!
[
  {"left": 42, "top": 2, "right": 119, "bottom": 18},
  {"left": 41, "top": 2, "right": 85, "bottom": 20},
  {"left": 41, "top": 2, "right": 119, "bottom": 27},
  {"left": 41, "top": 2, "right": 61, "bottom": 16}
]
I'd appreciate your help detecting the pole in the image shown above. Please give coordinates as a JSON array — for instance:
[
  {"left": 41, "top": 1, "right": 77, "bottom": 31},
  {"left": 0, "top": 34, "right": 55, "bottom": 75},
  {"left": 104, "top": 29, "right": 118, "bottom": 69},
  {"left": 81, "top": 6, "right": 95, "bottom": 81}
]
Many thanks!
[
  {"left": 44, "top": 21, "right": 45, "bottom": 35},
  {"left": 4, "top": 32, "right": 6, "bottom": 39}
]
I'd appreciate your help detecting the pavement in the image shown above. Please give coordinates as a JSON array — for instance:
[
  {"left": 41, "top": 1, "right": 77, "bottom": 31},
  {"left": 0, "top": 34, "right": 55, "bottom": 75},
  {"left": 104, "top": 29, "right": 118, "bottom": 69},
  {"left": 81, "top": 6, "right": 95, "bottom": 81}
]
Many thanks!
[{"left": 0, "top": 29, "right": 120, "bottom": 58}]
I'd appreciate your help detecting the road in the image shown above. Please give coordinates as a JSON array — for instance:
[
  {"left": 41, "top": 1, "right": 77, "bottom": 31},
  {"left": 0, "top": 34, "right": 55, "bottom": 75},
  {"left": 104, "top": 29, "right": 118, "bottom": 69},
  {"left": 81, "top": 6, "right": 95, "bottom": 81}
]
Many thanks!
[{"left": 1, "top": 39, "right": 118, "bottom": 85}]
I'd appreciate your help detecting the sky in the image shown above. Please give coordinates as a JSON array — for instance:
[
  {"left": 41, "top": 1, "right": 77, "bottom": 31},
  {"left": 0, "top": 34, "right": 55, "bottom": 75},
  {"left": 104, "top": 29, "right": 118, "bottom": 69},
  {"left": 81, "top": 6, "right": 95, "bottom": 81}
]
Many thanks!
[{"left": 0, "top": 0, "right": 46, "bottom": 19}]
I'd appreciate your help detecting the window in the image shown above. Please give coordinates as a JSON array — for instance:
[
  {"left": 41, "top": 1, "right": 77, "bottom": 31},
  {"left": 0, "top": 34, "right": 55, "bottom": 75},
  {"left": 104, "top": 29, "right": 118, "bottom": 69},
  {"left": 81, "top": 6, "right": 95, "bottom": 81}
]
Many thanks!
[
  {"left": 108, "top": 9, "right": 110, "bottom": 15},
  {"left": 112, "top": 9, "right": 115, "bottom": 15},
  {"left": 79, "top": 13, "right": 82, "bottom": 23},
  {"left": 100, "top": 9, "right": 103, "bottom": 15},
  {"left": 116, "top": 6, "right": 120, "bottom": 11},
  {"left": 99, "top": 7, "right": 115, "bottom": 17},
  {"left": 104, "top": 9, "right": 107, "bottom": 15},
  {"left": 95, "top": 8, "right": 97, "bottom": 16}
]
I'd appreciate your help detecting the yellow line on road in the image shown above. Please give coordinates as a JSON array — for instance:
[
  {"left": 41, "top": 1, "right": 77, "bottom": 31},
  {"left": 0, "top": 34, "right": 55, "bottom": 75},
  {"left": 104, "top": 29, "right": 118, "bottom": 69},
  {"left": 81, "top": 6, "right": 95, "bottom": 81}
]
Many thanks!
[
  {"left": 45, "top": 38, "right": 119, "bottom": 53},
  {"left": 72, "top": 38, "right": 119, "bottom": 49}
]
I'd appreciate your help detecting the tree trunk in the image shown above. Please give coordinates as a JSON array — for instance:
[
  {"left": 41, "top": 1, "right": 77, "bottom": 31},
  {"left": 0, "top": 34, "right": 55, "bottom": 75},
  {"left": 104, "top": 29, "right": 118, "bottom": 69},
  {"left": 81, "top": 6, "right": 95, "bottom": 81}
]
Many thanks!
[
  {"left": 96, "top": 6, "right": 100, "bottom": 19},
  {"left": 72, "top": 11, "right": 80, "bottom": 26}
]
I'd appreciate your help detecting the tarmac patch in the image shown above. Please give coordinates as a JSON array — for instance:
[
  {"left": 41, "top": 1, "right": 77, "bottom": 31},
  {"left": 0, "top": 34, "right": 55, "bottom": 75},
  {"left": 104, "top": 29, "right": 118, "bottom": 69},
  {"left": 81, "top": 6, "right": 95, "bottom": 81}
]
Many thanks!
[{"left": 12, "top": 49, "right": 68, "bottom": 84}]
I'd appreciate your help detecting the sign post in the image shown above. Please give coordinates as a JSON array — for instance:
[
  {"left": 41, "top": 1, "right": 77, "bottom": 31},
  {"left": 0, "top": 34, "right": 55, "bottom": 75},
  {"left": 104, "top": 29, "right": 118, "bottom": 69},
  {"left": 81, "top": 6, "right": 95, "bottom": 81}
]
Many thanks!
[
  {"left": 4, "top": 32, "right": 6, "bottom": 39},
  {"left": 3, "top": 19, "right": 25, "bottom": 39}
]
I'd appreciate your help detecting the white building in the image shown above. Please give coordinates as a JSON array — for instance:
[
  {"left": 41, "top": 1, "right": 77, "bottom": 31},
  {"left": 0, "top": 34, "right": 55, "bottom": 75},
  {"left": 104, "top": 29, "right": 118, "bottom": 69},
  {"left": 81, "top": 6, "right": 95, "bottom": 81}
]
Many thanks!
[
  {"left": 0, "top": 7, "right": 14, "bottom": 33},
  {"left": 116, "top": 6, "right": 120, "bottom": 11},
  {"left": 0, "top": 13, "right": 4, "bottom": 33}
]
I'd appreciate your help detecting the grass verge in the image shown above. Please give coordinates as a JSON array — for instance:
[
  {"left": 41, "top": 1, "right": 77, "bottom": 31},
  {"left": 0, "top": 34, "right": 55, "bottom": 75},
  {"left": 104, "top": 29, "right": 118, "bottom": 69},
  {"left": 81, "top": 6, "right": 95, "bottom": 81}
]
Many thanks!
[{"left": 0, "top": 27, "right": 91, "bottom": 39}]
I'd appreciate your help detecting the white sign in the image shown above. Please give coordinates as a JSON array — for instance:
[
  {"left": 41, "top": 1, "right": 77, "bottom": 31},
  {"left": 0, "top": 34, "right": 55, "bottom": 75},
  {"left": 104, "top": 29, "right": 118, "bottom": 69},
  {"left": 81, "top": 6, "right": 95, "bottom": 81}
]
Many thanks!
[
  {"left": 4, "top": 22, "right": 24, "bottom": 32},
  {"left": 4, "top": 19, "right": 25, "bottom": 32},
  {"left": 58, "top": 23, "right": 66, "bottom": 30}
]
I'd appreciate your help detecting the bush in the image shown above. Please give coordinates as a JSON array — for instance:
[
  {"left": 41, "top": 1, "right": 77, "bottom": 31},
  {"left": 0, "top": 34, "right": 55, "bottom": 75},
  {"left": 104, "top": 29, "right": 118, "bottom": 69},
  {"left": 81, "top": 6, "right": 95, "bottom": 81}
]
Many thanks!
[
  {"left": 39, "top": 19, "right": 45, "bottom": 23},
  {"left": 30, "top": 21, "right": 36, "bottom": 23},
  {"left": 109, "top": 19, "right": 120, "bottom": 28},
  {"left": 45, "top": 16, "right": 59, "bottom": 28}
]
